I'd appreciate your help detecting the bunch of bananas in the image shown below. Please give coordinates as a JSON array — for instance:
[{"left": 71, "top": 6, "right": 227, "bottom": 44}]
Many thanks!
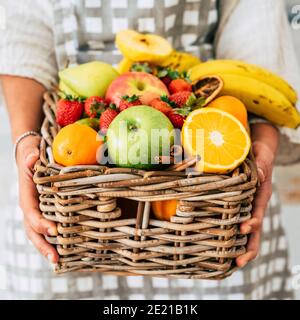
[{"left": 189, "top": 60, "right": 300, "bottom": 129}]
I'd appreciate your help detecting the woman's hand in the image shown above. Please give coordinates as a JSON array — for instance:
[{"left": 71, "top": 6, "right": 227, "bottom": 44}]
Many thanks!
[
  {"left": 237, "top": 123, "right": 279, "bottom": 268},
  {"left": 17, "top": 135, "right": 59, "bottom": 263},
  {"left": 1, "top": 75, "right": 59, "bottom": 263}
]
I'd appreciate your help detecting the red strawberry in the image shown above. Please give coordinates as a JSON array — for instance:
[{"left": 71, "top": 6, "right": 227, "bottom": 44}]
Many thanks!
[
  {"left": 119, "top": 95, "right": 142, "bottom": 112},
  {"left": 169, "top": 91, "right": 196, "bottom": 108},
  {"left": 169, "top": 79, "right": 192, "bottom": 94},
  {"left": 56, "top": 97, "right": 84, "bottom": 127},
  {"left": 157, "top": 68, "right": 180, "bottom": 87},
  {"left": 149, "top": 97, "right": 173, "bottom": 116},
  {"left": 168, "top": 112, "right": 185, "bottom": 129},
  {"left": 84, "top": 96, "right": 107, "bottom": 118},
  {"left": 99, "top": 105, "right": 119, "bottom": 134}
]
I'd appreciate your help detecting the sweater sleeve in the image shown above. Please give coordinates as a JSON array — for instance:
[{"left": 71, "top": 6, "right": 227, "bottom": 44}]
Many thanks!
[
  {"left": 0, "top": 0, "right": 58, "bottom": 90},
  {"left": 215, "top": 0, "right": 300, "bottom": 165}
]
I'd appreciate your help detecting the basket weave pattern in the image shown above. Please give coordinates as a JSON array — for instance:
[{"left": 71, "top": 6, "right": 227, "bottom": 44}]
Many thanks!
[{"left": 33, "top": 92, "right": 258, "bottom": 279}]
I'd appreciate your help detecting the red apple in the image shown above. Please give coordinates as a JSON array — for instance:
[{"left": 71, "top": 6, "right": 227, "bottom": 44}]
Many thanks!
[{"left": 105, "top": 72, "right": 169, "bottom": 107}]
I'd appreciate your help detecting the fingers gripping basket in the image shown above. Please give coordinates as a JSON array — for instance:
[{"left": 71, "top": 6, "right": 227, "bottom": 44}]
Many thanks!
[{"left": 33, "top": 91, "right": 258, "bottom": 279}]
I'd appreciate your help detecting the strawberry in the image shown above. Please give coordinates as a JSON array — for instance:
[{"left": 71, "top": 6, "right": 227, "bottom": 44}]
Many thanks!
[
  {"left": 161, "top": 76, "right": 172, "bottom": 87},
  {"left": 157, "top": 68, "right": 180, "bottom": 87},
  {"left": 169, "top": 91, "right": 196, "bottom": 108},
  {"left": 99, "top": 105, "right": 119, "bottom": 134},
  {"left": 84, "top": 96, "right": 107, "bottom": 118},
  {"left": 168, "top": 112, "right": 185, "bottom": 129},
  {"left": 149, "top": 97, "right": 173, "bottom": 116},
  {"left": 119, "top": 95, "right": 142, "bottom": 112},
  {"left": 168, "top": 106, "right": 191, "bottom": 128},
  {"left": 56, "top": 96, "right": 84, "bottom": 127},
  {"left": 169, "top": 79, "right": 192, "bottom": 94}
]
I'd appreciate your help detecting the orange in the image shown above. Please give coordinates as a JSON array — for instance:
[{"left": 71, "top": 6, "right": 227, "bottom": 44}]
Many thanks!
[
  {"left": 152, "top": 200, "right": 178, "bottom": 221},
  {"left": 207, "top": 96, "right": 248, "bottom": 128},
  {"left": 53, "top": 123, "right": 103, "bottom": 166},
  {"left": 182, "top": 108, "right": 251, "bottom": 174}
]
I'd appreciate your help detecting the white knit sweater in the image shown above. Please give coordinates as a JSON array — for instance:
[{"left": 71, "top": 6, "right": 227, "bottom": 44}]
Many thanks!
[{"left": 1, "top": 0, "right": 300, "bottom": 157}]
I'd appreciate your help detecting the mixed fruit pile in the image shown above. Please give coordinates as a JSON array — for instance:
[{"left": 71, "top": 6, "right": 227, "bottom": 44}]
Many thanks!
[{"left": 52, "top": 30, "right": 300, "bottom": 220}]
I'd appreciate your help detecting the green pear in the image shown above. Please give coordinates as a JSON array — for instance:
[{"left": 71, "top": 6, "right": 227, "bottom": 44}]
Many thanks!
[
  {"left": 59, "top": 80, "right": 79, "bottom": 98},
  {"left": 59, "top": 61, "right": 119, "bottom": 98}
]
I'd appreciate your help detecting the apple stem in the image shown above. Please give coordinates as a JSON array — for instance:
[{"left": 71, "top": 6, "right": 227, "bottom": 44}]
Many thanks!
[{"left": 128, "top": 124, "right": 138, "bottom": 131}]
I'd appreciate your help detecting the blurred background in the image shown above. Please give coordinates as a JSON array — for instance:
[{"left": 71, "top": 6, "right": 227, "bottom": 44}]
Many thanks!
[{"left": 0, "top": 0, "right": 300, "bottom": 299}]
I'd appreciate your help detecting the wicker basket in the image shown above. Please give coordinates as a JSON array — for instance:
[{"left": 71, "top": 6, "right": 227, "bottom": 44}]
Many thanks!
[{"left": 33, "top": 91, "right": 258, "bottom": 279}]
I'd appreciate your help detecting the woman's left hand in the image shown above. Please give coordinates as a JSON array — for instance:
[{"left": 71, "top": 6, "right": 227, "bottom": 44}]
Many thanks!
[{"left": 236, "top": 123, "right": 278, "bottom": 268}]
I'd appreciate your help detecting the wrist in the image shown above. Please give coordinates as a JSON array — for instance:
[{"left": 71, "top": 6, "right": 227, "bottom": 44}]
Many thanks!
[{"left": 12, "top": 124, "right": 42, "bottom": 143}]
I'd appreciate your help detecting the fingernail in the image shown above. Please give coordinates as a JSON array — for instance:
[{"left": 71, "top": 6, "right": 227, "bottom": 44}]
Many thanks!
[
  {"left": 257, "top": 168, "right": 265, "bottom": 183},
  {"left": 50, "top": 262, "right": 57, "bottom": 272},
  {"left": 47, "top": 253, "right": 53, "bottom": 263},
  {"left": 47, "top": 228, "right": 57, "bottom": 236},
  {"left": 244, "top": 226, "right": 252, "bottom": 234}
]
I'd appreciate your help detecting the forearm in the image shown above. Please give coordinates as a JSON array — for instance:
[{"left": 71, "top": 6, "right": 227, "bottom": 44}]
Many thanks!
[{"left": 1, "top": 75, "right": 46, "bottom": 141}]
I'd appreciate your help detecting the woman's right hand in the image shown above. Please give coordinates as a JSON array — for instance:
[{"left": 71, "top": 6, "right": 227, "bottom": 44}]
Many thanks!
[{"left": 16, "top": 135, "right": 59, "bottom": 263}]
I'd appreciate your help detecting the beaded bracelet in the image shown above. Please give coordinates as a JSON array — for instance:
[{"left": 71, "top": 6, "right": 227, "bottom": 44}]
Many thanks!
[{"left": 13, "top": 131, "right": 41, "bottom": 163}]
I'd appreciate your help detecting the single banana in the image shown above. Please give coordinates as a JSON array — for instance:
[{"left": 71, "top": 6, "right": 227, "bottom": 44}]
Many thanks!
[
  {"left": 189, "top": 59, "right": 297, "bottom": 105},
  {"left": 160, "top": 51, "right": 201, "bottom": 73},
  {"left": 118, "top": 51, "right": 201, "bottom": 74},
  {"left": 218, "top": 73, "right": 300, "bottom": 129},
  {"left": 118, "top": 57, "right": 134, "bottom": 74}
]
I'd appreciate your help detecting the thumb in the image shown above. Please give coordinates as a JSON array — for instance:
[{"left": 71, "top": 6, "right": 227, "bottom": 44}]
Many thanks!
[
  {"left": 255, "top": 158, "right": 268, "bottom": 184},
  {"left": 16, "top": 136, "right": 41, "bottom": 169},
  {"left": 252, "top": 142, "right": 274, "bottom": 184},
  {"left": 25, "top": 148, "right": 40, "bottom": 169}
]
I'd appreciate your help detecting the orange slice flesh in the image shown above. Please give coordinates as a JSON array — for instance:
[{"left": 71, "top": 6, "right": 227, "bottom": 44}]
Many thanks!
[{"left": 182, "top": 108, "right": 251, "bottom": 173}]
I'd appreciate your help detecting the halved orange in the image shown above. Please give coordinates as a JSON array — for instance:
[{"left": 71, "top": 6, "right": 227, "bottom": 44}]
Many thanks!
[{"left": 182, "top": 108, "right": 251, "bottom": 173}]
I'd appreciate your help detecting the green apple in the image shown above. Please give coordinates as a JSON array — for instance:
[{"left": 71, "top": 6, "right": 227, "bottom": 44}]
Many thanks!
[
  {"left": 77, "top": 118, "right": 99, "bottom": 131},
  {"left": 59, "top": 61, "right": 119, "bottom": 98},
  {"left": 107, "top": 106, "right": 175, "bottom": 170}
]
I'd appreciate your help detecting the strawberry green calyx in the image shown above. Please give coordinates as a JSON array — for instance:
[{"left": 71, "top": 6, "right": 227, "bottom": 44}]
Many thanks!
[
  {"left": 157, "top": 68, "right": 180, "bottom": 80},
  {"left": 181, "top": 71, "right": 191, "bottom": 83},
  {"left": 185, "top": 93, "right": 197, "bottom": 108},
  {"left": 130, "top": 62, "right": 153, "bottom": 73},
  {"left": 174, "top": 106, "right": 192, "bottom": 117},
  {"left": 194, "top": 96, "right": 206, "bottom": 108},
  {"left": 160, "top": 95, "right": 177, "bottom": 108},
  {"left": 89, "top": 101, "right": 106, "bottom": 117},
  {"left": 121, "top": 95, "right": 141, "bottom": 103},
  {"left": 64, "top": 94, "right": 86, "bottom": 103},
  {"left": 156, "top": 67, "right": 191, "bottom": 82},
  {"left": 109, "top": 103, "right": 117, "bottom": 110}
]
